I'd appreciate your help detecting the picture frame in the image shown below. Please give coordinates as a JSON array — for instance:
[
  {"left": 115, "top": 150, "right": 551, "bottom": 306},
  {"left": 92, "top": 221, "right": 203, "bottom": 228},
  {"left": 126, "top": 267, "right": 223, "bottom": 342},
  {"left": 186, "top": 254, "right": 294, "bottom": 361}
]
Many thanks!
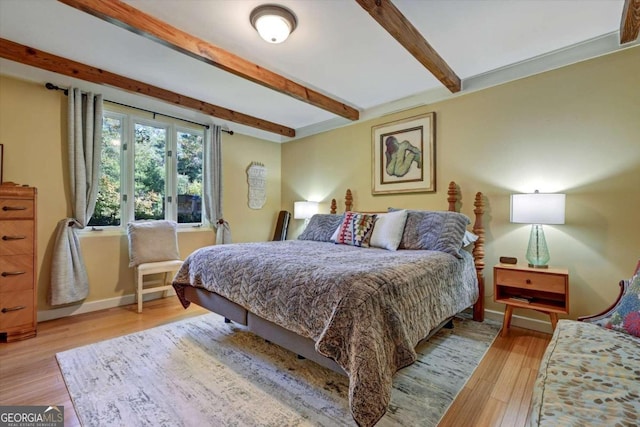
[
  {"left": 0, "top": 144, "right": 3, "bottom": 184},
  {"left": 371, "top": 112, "right": 435, "bottom": 195}
]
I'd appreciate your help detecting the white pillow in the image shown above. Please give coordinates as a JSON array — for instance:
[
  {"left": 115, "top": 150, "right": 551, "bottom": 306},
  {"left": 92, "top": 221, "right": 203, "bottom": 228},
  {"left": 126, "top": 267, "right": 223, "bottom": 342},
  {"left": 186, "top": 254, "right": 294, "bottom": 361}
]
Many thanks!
[
  {"left": 330, "top": 222, "right": 341, "bottom": 242},
  {"left": 462, "top": 230, "right": 479, "bottom": 248},
  {"left": 127, "top": 220, "right": 180, "bottom": 267},
  {"left": 369, "top": 209, "right": 408, "bottom": 251}
]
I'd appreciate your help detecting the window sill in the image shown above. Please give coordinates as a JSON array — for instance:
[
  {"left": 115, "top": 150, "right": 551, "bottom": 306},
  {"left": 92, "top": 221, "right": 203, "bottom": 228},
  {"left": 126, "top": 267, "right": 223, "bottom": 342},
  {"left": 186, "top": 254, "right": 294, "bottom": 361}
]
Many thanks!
[{"left": 78, "top": 225, "right": 212, "bottom": 237}]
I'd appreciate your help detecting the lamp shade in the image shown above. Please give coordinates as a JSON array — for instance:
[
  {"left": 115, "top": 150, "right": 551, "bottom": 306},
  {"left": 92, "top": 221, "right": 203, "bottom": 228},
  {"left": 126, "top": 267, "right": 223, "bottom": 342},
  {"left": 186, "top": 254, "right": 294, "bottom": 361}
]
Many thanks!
[
  {"left": 293, "top": 201, "right": 318, "bottom": 219},
  {"left": 510, "top": 192, "right": 565, "bottom": 225}
]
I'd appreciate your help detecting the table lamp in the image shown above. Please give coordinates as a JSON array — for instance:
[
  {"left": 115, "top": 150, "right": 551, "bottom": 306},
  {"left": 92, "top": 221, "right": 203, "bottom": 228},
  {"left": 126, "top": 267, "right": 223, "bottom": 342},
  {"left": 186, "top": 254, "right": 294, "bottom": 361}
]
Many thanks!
[
  {"left": 294, "top": 201, "right": 319, "bottom": 228},
  {"left": 510, "top": 191, "right": 565, "bottom": 268}
]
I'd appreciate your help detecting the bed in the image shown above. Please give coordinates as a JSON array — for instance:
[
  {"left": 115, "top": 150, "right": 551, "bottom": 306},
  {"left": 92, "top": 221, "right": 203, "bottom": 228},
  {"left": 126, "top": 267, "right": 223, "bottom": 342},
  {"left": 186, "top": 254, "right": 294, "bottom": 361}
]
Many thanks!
[{"left": 172, "top": 181, "right": 485, "bottom": 426}]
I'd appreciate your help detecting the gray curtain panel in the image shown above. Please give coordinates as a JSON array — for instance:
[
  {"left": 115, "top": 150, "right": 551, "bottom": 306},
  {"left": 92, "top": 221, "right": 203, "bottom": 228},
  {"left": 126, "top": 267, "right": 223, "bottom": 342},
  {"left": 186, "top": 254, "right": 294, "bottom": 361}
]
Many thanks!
[
  {"left": 50, "top": 88, "right": 103, "bottom": 305},
  {"left": 203, "top": 125, "right": 231, "bottom": 244}
]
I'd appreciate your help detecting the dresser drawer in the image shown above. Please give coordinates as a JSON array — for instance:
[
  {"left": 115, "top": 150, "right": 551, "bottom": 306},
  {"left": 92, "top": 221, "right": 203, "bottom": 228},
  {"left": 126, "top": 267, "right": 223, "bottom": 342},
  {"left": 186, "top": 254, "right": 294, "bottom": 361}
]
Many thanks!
[
  {"left": 0, "top": 221, "right": 34, "bottom": 256},
  {"left": 495, "top": 268, "right": 566, "bottom": 294},
  {"left": 0, "top": 198, "right": 35, "bottom": 220},
  {"left": 0, "top": 289, "right": 35, "bottom": 330},
  {"left": 0, "top": 255, "right": 34, "bottom": 293}
]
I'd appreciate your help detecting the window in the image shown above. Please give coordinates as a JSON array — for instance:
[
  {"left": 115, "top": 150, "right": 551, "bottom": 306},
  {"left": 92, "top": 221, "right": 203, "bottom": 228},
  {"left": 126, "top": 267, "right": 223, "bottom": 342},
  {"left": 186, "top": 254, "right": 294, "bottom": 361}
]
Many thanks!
[
  {"left": 133, "top": 121, "right": 167, "bottom": 221},
  {"left": 176, "top": 130, "right": 203, "bottom": 223},
  {"left": 92, "top": 114, "right": 123, "bottom": 226},
  {"left": 88, "top": 110, "right": 205, "bottom": 228}
]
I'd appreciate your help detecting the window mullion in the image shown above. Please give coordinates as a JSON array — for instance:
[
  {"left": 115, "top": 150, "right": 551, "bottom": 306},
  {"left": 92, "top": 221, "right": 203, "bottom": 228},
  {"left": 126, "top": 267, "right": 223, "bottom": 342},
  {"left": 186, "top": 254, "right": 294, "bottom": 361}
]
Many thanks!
[
  {"left": 167, "top": 125, "right": 177, "bottom": 221},
  {"left": 124, "top": 116, "right": 135, "bottom": 226}
]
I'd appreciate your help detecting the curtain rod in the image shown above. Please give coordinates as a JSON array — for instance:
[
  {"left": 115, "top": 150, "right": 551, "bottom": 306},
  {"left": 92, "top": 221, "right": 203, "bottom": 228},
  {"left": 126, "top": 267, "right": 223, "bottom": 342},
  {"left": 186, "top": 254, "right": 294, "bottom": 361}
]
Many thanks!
[{"left": 45, "top": 83, "right": 234, "bottom": 135}]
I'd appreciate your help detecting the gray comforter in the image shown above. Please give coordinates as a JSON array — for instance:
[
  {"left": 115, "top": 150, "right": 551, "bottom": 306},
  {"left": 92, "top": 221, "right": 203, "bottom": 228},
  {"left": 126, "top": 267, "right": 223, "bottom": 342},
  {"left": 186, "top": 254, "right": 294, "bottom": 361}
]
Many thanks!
[{"left": 173, "top": 240, "right": 478, "bottom": 426}]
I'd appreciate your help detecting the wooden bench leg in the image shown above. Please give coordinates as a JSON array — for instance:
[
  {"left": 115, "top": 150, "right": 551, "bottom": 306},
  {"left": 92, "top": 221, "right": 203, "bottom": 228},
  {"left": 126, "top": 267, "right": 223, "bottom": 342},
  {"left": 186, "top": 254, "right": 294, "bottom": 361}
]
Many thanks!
[{"left": 137, "top": 268, "right": 143, "bottom": 314}]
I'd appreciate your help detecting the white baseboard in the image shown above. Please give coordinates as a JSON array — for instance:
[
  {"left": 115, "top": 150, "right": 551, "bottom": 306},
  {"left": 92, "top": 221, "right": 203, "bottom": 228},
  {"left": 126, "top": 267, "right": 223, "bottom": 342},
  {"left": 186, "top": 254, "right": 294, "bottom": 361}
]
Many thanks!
[
  {"left": 37, "top": 289, "right": 177, "bottom": 322},
  {"left": 484, "top": 309, "right": 553, "bottom": 334}
]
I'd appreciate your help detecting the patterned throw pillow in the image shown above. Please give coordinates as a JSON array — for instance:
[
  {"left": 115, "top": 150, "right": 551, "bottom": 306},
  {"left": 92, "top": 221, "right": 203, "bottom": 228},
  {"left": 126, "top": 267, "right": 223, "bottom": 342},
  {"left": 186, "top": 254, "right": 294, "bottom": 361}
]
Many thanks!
[
  {"left": 602, "top": 272, "right": 640, "bottom": 337},
  {"left": 297, "top": 214, "right": 344, "bottom": 242},
  {"left": 334, "top": 212, "right": 377, "bottom": 247}
]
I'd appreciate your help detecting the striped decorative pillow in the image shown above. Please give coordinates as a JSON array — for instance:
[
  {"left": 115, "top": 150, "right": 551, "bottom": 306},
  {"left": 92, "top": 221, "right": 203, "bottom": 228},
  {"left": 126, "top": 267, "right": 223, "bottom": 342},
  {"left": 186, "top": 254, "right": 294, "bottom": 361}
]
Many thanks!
[{"left": 334, "top": 212, "right": 377, "bottom": 247}]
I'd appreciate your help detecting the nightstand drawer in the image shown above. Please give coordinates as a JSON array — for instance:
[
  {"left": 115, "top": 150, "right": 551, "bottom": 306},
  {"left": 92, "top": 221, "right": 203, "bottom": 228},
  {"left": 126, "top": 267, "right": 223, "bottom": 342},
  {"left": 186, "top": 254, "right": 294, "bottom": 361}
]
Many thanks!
[{"left": 495, "top": 268, "right": 566, "bottom": 294}]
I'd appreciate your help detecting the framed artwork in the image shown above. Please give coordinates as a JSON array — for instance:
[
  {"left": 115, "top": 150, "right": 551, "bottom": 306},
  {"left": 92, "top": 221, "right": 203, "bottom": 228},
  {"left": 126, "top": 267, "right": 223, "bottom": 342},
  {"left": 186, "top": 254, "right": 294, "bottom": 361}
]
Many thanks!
[
  {"left": 0, "top": 144, "right": 3, "bottom": 184},
  {"left": 371, "top": 112, "right": 435, "bottom": 195}
]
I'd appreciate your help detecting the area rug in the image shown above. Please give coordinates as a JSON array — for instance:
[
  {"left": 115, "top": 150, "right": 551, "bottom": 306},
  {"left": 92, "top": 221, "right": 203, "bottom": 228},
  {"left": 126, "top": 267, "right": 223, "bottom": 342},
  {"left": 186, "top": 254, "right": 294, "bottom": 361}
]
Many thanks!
[{"left": 57, "top": 312, "right": 500, "bottom": 426}]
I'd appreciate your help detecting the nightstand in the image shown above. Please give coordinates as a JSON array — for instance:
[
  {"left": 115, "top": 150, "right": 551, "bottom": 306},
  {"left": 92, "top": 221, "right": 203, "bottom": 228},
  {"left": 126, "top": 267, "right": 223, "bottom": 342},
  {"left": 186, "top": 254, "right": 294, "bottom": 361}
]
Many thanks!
[{"left": 494, "top": 264, "right": 569, "bottom": 336}]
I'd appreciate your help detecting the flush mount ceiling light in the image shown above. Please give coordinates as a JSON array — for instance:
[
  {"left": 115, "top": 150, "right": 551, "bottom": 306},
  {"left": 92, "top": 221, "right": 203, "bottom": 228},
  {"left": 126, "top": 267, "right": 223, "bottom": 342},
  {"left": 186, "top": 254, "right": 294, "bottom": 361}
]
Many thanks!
[{"left": 250, "top": 4, "right": 297, "bottom": 44}]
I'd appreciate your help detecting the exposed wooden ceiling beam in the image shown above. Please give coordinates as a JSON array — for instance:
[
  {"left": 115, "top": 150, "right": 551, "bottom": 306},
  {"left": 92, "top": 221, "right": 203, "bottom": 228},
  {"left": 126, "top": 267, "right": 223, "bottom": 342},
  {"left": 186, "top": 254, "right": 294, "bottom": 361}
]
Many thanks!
[
  {"left": 0, "top": 38, "right": 295, "bottom": 137},
  {"left": 57, "top": 0, "right": 360, "bottom": 121},
  {"left": 355, "top": 0, "right": 461, "bottom": 93},
  {"left": 620, "top": 0, "right": 640, "bottom": 44}
]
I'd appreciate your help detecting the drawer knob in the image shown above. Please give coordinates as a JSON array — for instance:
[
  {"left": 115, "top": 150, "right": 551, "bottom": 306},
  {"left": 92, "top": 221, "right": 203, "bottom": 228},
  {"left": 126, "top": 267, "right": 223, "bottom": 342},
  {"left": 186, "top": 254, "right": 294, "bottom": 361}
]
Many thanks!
[
  {"left": 2, "top": 271, "right": 26, "bottom": 277},
  {"left": 2, "top": 206, "right": 27, "bottom": 211},
  {"left": 526, "top": 279, "right": 532, "bottom": 284},
  {"left": 2, "top": 235, "right": 27, "bottom": 241},
  {"left": 1, "top": 306, "right": 26, "bottom": 313}
]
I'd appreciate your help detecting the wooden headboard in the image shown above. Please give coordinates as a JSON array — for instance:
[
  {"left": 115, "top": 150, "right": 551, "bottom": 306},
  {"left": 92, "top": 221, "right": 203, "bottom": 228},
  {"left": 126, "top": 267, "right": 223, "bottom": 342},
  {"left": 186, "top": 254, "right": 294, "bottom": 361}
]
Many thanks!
[{"left": 329, "top": 181, "right": 485, "bottom": 322}]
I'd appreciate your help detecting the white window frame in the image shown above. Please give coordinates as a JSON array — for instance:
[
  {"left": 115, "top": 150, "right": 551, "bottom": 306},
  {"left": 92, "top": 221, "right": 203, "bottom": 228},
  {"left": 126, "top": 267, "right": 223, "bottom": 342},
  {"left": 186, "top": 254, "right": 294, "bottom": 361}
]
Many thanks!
[
  {"left": 89, "top": 109, "right": 205, "bottom": 231},
  {"left": 173, "top": 126, "right": 205, "bottom": 224},
  {"left": 126, "top": 117, "right": 171, "bottom": 224}
]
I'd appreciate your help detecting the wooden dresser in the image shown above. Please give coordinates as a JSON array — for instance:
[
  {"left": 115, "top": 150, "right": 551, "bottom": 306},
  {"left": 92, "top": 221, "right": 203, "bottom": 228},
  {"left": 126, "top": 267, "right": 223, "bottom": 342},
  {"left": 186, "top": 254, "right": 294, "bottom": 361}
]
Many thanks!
[{"left": 0, "top": 185, "right": 37, "bottom": 342}]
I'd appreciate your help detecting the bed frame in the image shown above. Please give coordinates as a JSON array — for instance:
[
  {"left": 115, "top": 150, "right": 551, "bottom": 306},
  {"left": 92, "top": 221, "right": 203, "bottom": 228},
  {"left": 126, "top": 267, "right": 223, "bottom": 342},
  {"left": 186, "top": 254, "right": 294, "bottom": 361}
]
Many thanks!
[{"left": 183, "top": 181, "right": 485, "bottom": 374}]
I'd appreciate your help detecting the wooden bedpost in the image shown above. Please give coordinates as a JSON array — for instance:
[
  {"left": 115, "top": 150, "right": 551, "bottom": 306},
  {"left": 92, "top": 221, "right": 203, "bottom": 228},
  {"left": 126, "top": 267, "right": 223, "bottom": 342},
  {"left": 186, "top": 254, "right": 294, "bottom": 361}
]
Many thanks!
[
  {"left": 447, "top": 181, "right": 458, "bottom": 212},
  {"left": 472, "top": 192, "right": 485, "bottom": 322},
  {"left": 345, "top": 189, "right": 353, "bottom": 212},
  {"left": 447, "top": 182, "right": 484, "bottom": 320},
  {"left": 330, "top": 189, "right": 352, "bottom": 214}
]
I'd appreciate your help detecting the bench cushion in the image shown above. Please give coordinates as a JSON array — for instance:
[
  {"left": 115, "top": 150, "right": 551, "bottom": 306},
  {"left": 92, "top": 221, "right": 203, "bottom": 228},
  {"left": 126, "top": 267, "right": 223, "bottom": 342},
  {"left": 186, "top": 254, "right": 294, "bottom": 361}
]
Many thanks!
[{"left": 529, "top": 319, "right": 640, "bottom": 426}]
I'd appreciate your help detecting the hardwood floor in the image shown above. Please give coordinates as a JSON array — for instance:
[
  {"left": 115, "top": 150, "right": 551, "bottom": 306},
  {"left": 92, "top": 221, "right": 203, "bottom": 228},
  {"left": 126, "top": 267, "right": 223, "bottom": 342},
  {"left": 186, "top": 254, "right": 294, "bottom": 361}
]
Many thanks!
[
  {"left": 0, "top": 298, "right": 550, "bottom": 426},
  {"left": 438, "top": 326, "right": 550, "bottom": 426}
]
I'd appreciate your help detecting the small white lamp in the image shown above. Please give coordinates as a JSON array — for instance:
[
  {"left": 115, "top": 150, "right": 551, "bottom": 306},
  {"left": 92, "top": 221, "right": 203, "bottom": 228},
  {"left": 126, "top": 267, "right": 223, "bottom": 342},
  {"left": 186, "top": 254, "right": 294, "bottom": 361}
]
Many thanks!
[
  {"left": 294, "top": 201, "right": 318, "bottom": 228},
  {"left": 510, "top": 191, "right": 565, "bottom": 268}
]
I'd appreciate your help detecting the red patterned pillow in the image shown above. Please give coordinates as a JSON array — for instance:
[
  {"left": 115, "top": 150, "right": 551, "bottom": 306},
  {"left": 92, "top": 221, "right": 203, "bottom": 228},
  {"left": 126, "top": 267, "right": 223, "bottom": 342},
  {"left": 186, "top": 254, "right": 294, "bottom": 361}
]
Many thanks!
[{"left": 334, "top": 212, "right": 377, "bottom": 247}]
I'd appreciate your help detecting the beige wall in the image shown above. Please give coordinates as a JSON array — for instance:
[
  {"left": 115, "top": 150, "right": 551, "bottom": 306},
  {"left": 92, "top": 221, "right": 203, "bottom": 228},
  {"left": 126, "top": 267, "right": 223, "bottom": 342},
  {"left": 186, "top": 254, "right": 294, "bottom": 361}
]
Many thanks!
[
  {"left": 282, "top": 46, "right": 640, "bottom": 321},
  {"left": 0, "top": 75, "right": 281, "bottom": 313},
  {"left": 2, "top": 45, "right": 638, "bottom": 323}
]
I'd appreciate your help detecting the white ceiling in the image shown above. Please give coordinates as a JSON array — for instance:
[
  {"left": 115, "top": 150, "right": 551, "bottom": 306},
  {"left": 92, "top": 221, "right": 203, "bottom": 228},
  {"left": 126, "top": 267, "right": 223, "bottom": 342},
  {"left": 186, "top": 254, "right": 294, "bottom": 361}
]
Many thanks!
[{"left": 0, "top": 0, "right": 636, "bottom": 142}]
